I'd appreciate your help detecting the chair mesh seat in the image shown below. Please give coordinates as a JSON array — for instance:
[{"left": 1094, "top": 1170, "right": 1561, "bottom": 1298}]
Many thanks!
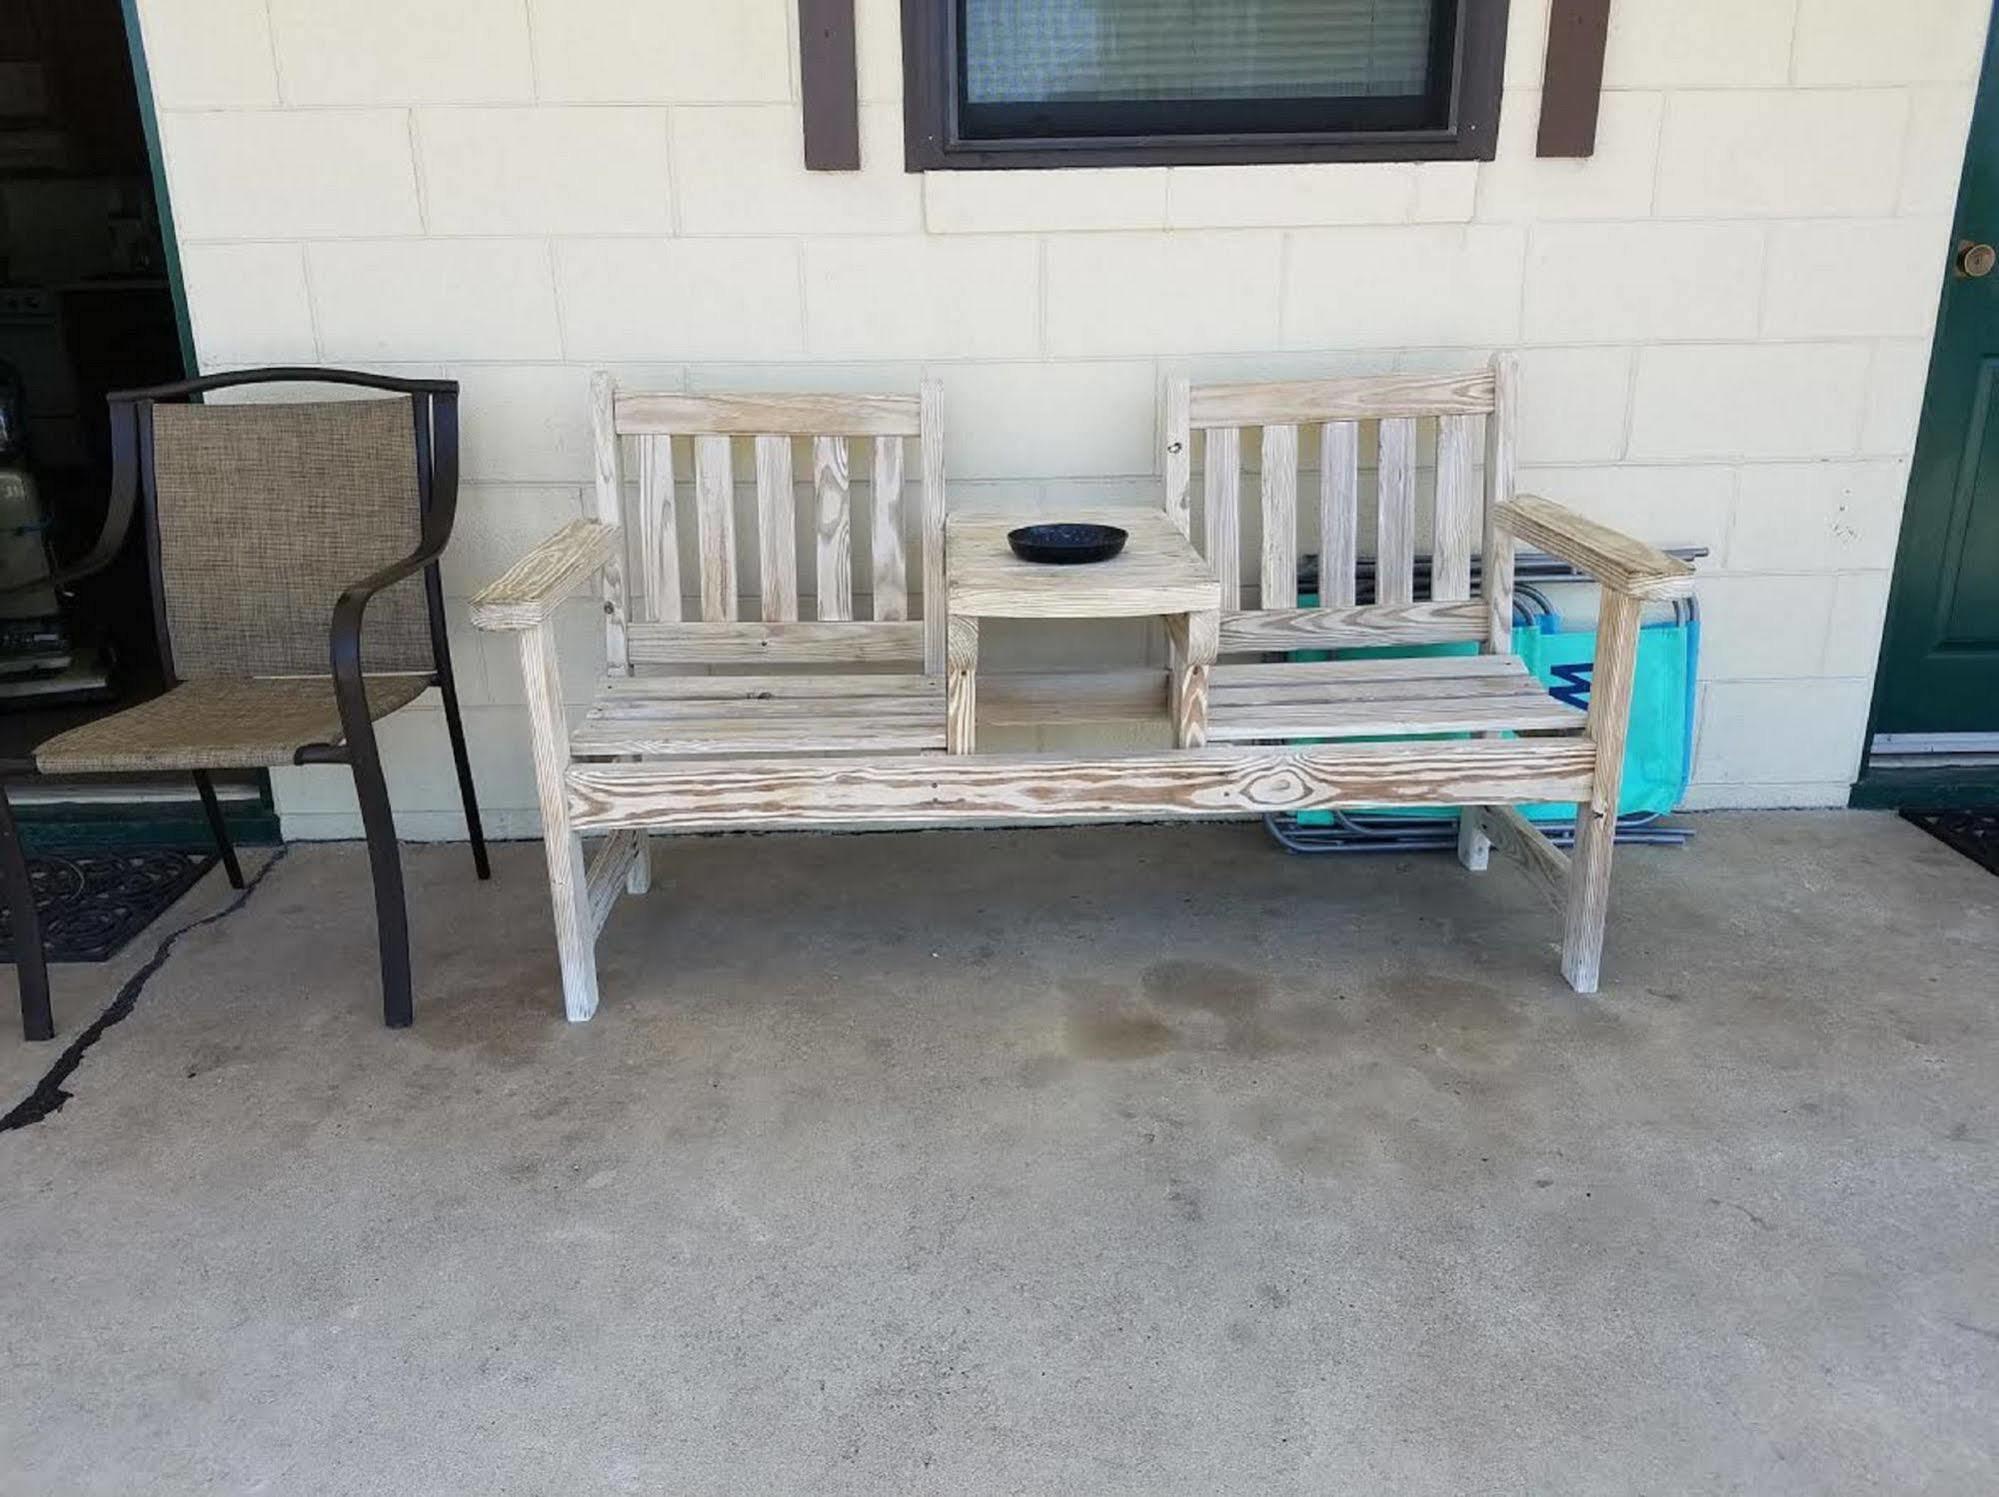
[{"left": 34, "top": 675, "right": 431, "bottom": 774}]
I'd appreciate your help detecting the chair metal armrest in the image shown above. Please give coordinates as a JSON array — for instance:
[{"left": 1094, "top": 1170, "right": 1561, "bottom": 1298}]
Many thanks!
[
  {"left": 327, "top": 539, "right": 447, "bottom": 694},
  {"left": 469, "top": 520, "right": 619, "bottom": 631},
  {"left": 1492, "top": 495, "right": 1697, "bottom": 601}
]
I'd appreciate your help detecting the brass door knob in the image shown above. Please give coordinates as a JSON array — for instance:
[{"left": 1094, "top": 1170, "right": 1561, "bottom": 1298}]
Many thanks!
[{"left": 1958, "top": 240, "right": 1996, "bottom": 278}]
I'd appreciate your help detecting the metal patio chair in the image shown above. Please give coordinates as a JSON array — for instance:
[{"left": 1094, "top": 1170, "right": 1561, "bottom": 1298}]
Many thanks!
[{"left": 0, "top": 368, "right": 488, "bottom": 1041}]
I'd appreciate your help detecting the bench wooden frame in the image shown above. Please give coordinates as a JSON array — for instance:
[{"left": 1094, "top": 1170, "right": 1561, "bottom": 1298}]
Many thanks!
[
  {"left": 1167, "top": 355, "right": 1694, "bottom": 993},
  {"left": 473, "top": 362, "right": 1694, "bottom": 1021}
]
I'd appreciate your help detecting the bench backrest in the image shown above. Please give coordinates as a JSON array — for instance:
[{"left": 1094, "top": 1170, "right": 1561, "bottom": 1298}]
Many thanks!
[
  {"left": 1167, "top": 355, "right": 1517, "bottom": 658},
  {"left": 590, "top": 375, "right": 947, "bottom": 676}
]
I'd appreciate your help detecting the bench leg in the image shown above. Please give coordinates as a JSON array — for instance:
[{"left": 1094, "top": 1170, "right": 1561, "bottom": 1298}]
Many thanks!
[
  {"left": 627, "top": 830, "right": 652, "bottom": 895},
  {"left": 1457, "top": 809, "right": 1491, "bottom": 872},
  {"left": 517, "top": 618, "right": 599, "bottom": 1022},
  {"left": 947, "top": 615, "right": 978, "bottom": 754},
  {"left": 1166, "top": 609, "right": 1216, "bottom": 749},
  {"left": 1561, "top": 590, "right": 1643, "bottom": 995}
]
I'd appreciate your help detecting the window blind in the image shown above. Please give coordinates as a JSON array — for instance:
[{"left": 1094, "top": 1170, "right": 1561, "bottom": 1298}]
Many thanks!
[{"left": 963, "top": 0, "right": 1438, "bottom": 105}]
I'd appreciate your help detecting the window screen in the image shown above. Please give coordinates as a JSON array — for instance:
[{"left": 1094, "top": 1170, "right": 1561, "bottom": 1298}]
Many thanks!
[{"left": 958, "top": 0, "right": 1450, "bottom": 139}]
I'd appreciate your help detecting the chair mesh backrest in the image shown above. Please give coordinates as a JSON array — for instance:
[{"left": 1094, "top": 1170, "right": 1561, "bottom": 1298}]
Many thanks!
[{"left": 151, "top": 399, "right": 432, "bottom": 679}]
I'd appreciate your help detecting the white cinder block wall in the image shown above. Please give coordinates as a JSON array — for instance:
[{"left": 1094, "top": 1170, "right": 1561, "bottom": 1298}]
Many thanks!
[{"left": 133, "top": 0, "right": 1987, "bottom": 835}]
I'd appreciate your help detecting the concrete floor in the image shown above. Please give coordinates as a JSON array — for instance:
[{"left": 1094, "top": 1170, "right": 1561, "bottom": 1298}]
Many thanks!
[{"left": 0, "top": 812, "right": 1994, "bottom": 1495}]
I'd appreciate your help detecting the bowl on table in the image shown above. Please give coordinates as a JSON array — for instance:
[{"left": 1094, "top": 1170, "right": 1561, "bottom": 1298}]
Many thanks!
[{"left": 1006, "top": 522, "right": 1128, "bottom": 565}]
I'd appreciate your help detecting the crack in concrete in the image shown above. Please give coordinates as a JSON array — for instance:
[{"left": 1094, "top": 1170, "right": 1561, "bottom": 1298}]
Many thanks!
[{"left": 2, "top": 847, "right": 289, "bottom": 1133}]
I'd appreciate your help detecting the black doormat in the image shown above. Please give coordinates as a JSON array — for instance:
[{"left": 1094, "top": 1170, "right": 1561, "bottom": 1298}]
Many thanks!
[
  {"left": 1901, "top": 809, "right": 1999, "bottom": 876},
  {"left": 0, "top": 849, "right": 219, "bottom": 963}
]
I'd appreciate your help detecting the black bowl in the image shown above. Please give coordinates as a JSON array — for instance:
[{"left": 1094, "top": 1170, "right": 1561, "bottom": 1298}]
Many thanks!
[{"left": 1007, "top": 522, "right": 1128, "bottom": 565}]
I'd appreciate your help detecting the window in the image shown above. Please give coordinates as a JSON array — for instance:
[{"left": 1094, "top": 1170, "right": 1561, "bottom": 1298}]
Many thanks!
[{"left": 902, "top": 0, "right": 1509, "bottom": 169}]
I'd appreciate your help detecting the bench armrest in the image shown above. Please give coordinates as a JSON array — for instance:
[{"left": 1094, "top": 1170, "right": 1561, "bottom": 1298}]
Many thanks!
[
  {"left": 1492, "top": 495, "right": 1696, "bottom": 601},
  {"left": 470, "top": 520, "right": 619, "bottom": 630}
]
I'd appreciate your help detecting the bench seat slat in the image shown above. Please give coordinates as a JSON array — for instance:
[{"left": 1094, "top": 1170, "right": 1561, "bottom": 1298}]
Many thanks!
[
  {"left": 603, "top": 673, "right": 943, "bottom": 701},
  {"left": 627, "top": 620, "right": 925, "bottom": 664},
  {"left": 573, "top": 719, "right": 945, "bottom": 758},
  {"left": 1219, "top": 602, "right": 1487, "bottom": 652},
  {"left": 1206, "top": 693, "right": 1582, "bottom": 742},
  {"left": 588, "top": 693, "right": 942, "bottom": 721}
]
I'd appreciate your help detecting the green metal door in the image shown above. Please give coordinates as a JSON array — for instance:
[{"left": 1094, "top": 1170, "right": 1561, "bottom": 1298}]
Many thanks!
[{"left": 1875, "top": 13, "right": 1999, "bottom": 737}]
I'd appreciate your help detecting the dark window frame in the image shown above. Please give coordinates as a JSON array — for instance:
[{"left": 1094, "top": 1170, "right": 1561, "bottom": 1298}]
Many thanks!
[{"left": 900, "top": 0, "right": 1510, "bottom": 171}]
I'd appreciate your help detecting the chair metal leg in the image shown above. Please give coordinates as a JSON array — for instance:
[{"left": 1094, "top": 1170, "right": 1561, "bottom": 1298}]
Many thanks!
[
  {"left": 438, "top": 670, "right": 490, "bottom": 882},
  {"left": 0, "top": 783, "right": 54, "bottom": 1042},
  {"left": 347, "top": 752, "right": 414, "bottom": 1029},
  {"left": 193, "top": 771, "right": 245, "bottom": 890}
]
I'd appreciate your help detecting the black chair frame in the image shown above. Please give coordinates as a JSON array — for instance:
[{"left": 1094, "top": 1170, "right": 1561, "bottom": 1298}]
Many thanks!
[{"left": 1, "top": 367, "right": 490, "bottom": 1041}]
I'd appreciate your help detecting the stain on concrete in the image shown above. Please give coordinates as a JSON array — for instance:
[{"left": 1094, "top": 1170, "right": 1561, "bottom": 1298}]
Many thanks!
[
  {"left": 1142, "top": 959, "right": 1274, "bottom": 1054},
  {"left": 1063, "top": 1006, "right": 1176, "bottom": 1061}
]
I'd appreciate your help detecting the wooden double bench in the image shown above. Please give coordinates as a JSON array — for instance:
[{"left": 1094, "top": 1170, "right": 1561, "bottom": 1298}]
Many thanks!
[{"left": 470, "top": 358, "right": 1695, "bottom": 1021}]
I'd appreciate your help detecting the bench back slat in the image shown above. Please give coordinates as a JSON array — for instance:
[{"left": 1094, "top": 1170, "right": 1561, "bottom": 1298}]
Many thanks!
[
  {"left": 1204, "top": 425, "right": 1242, "bottom": 610},
  {"left": 1375, "top": 416, "right": 1417, "bottom": 606},
  {"left": 1259, "top": 424, "right": 1299, "bottom": 610},
  {"left": 595, "top": 379, "right": 943, "bottom": 673},
  {"left": 1433, "top": 413, "right": 1478, "bottom": 603},
  {"left": 636, "top": 434, "right": 679, "bottom": 629},
  {"left": 1319, "top": 420, "right": 1360, "bottom": 607},
  {"left": 814, "top": 435, "right": 853, "bottom": 623},
  {"left": 694, "top": 433, "right": 736, "bottom": 623},
  {"left": 754, "top": 434, "right": 797, "bottom": 623},
  {"left": 1170, "top": 360, "right": 1513, "bottom": 656},
  {"left": 872, "top": 435, "right": 907, "bottom": 621}
]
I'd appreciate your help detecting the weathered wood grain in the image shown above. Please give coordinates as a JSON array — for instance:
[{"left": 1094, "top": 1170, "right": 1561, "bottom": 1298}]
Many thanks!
[
  {"left": 1481, "top": 352, "right": 1519, "bottom": 653},
  {"left": 1496, "top": 494, "right": 1697, "bottom": 601},
  {"left": 585, "top": 829, "right": 643, "bottom": 936},
  {"left": 694, "top": 434, "right": 736, "bottom": 623},
  {"left": 1260, "top": 424, "right": 1298, "bottom": 610},
  {"left": 1434, "top": 413, "right": 1478, "bottom": 602},
  {"left": 572, "top": 717, "right": 946, "bottom": 758},
  {"left": 920, "top": 382, "right": 948, "bottom": 675},
  {"left": 1165, "top": 609, "right": 1219, "bottom": 749},
  {"left": 1475, "top": 805, "right": 1570, "bottom": 910},
  {"left": 755, "top": 434, "right": 797, "bottom": 623},
  {"left": 1217, "top": 601, "right": 1486, "bottom": 653},
  {"left": 947, "top": 508, "right": 1220, "bottom": 619},
  {"left": 1214, "top": 654, "right": 1525, "bottom": 688},
  {"left": 627, "top": 620, "right": 924, "bottom": 664},
  {"left": 814, "top": 434, "right": 853, "bottom": 622},
  {"left": 519, "top": 617, "right": 598, "bottom": 1021},
  {"left": 637, "top": 434, "right": 680, "bottom": 625},
  {"left": 1465, "top": 351, "right": 1521, "bottom": 866},
  {"left": 1376, "top": 417, "right": 1417, "bottom": 606},
  {"left": 1563, "top": 588, "right": 1643, "bottom": 994},
  {"left": 1204, "top": 426, "right": 1242, "bottom": 610},
  {"left": 946, "top": 614, "right": 979, "bottom": 755},
  {"left": 1164, "top": 378, "right": 1193, "bottom": 538},
  {"left": 564, "top": 738, "right": 1600, "bottom": 834},
  {"left": 470, "top": 519, "right": 619, "bottom": 630},
  {"left": 1206, "top": 692, "right": 1583, "bottom": 743},
  {"left": 589, "top": 371, "right": 629, "bottom": 673},
  {"left": 1189, "top": 371, "right": 1496, "bottom": 427},
  {"left": 614, "top": 390, "right": 920, "bottom": 437},
  {"left": 601, "top": 673, "right": 942, "bottom": 702},
  {"left": 979, "top": 669, "right": 1168, "bottom": 724},
  {"left": 1319, "top": 420, "right": 1359, "bottom": 608},
  {"left": 872, "top": 435, "right": 907, "bottom": 621},
  {"left": 587, "top": 692, "right": 941, "bottom": 722}
]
